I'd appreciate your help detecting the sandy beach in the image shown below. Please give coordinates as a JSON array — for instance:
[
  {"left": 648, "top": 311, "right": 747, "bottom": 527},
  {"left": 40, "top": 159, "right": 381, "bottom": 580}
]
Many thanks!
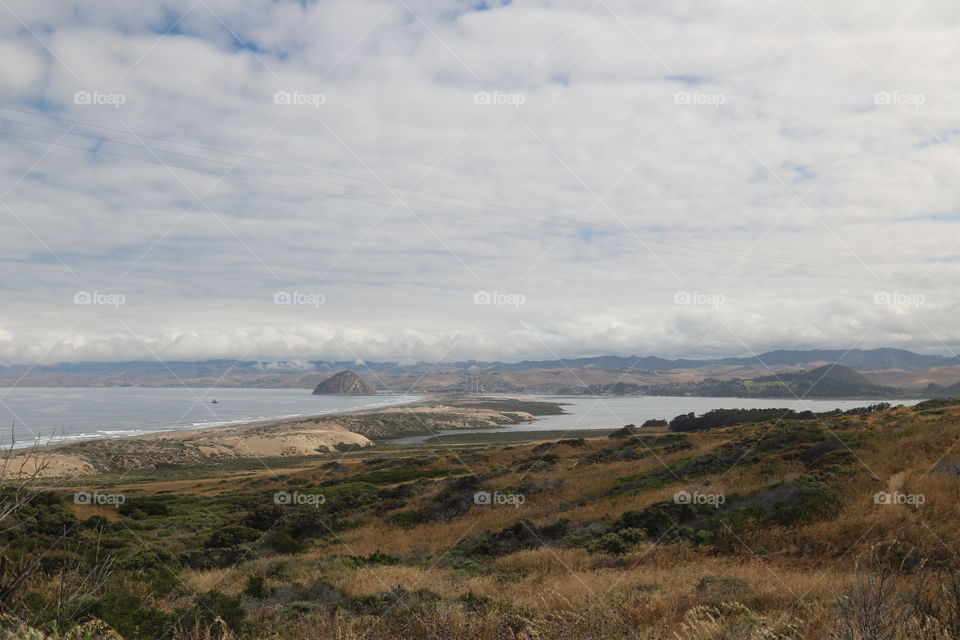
[{"left": 3, "top": 395, "right": 564, "bottom": 477}]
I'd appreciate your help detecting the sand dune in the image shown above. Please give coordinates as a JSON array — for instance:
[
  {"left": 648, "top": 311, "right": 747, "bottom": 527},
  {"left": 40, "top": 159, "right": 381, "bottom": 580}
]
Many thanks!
[{"left": 3, "top": 395, "right": 561, "bottom": 477}]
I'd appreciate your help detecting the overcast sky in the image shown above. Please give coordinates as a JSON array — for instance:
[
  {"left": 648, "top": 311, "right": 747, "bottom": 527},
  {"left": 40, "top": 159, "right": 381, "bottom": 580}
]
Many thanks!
[{"left": 0, "top": 0, "right": 958, "bottom": 365}]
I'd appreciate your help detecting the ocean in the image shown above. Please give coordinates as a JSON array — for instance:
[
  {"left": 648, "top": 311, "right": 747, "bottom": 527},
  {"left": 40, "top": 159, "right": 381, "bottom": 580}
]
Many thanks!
[{"left": 0, "top": 387, "right": 419, "bottom": 448}]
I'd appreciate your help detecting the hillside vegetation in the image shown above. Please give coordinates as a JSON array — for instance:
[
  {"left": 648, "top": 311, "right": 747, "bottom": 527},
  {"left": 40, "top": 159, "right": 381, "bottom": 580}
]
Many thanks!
[
  {"left": 646, "top": 364, "right": 906, "bottom": 398},
  {"left": 4, "top": 400, "right": 960, "bottom": 639},
  {"left": 5, "top": 349, "right": 959, "bottom": 396}
]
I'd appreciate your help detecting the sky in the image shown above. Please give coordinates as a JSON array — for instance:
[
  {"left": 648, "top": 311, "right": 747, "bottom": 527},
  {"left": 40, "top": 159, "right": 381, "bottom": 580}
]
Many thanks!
[{"left": 0, "top": 0, "right": 958, "bottom": 365}]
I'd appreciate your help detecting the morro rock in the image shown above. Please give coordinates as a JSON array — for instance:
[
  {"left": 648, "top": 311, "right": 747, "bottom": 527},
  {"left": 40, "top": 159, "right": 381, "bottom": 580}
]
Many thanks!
[{"left": 312, "top": 370, "right": 375, "bottom": 395}]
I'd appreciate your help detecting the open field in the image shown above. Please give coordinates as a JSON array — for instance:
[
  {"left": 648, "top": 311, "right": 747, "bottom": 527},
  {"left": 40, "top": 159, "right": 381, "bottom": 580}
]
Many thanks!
[{"left": 3, "top": 399, "right": 960, "bottom": 638}]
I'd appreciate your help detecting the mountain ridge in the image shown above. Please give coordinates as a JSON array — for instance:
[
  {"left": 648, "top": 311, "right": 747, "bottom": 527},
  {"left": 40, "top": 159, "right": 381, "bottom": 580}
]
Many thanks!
[
  {"left": 2, "top": 347, "right": 956, "bottom": 374},
  {"left": 0, "top": 348, "right": 957, "bottom": 394}
]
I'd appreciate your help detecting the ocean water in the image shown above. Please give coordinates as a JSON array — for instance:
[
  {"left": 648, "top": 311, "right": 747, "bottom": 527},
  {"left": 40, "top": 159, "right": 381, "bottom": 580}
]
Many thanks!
[
  {"left": 0, "top": 387, "right": 419, "bottom": 448},
  {"left": 385, "top": 395, "right": 924, "bottom": 444}
]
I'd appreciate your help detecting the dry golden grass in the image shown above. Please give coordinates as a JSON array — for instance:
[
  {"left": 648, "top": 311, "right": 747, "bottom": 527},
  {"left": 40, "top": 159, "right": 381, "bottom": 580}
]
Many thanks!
[
  {"left": 68, "top": 502, "right": 121, "bottom": 521},
  {"left": 70, "top": 402, "right": 960, "bottom": 639}
]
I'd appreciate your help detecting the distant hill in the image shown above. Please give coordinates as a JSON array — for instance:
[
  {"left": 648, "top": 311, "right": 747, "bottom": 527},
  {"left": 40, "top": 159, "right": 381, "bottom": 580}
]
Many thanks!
[
  {"left": 719, "top": 348, "right": 958, "bottom": 371},
  {"left": 312, "top": 371, "right": 375, "bottom": 395},
  {"left": 0, "top": 347, "right": 955, "bottom": 390},
  {"left": 436, "top": 348, "right": 959, "bottom": 373},
  {"left": 944, "top": 382, "right": 960, "bottom": 395},
  {"left": 645, "top": 364, "right": 904, "bottom": 399},
  {"left": 928, "top": 380, "right": 960, "bottom": 397},
  {"left": 803, "top": 364, "right": 874, "bottom": 384},
  {"left": 751, "top": 364, "right": 896, "bottom": 397}
]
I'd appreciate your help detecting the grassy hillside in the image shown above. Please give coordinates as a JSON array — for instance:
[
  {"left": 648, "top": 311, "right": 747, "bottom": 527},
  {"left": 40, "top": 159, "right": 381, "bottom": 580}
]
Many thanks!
[
  {"left": 750, "top": 364, "right": 897, "bottom": 397},
  {"left": 648, "top": 364, "right": 907, "bottom": 398},
  {"left": 5, "top": 400, "right": 960, "bottom": 638}
]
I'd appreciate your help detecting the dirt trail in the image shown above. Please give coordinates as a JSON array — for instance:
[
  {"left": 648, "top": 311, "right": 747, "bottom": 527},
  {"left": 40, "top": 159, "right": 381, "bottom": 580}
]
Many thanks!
[{"left": 887, "top": 471, "right": 907, "bottom": 494}]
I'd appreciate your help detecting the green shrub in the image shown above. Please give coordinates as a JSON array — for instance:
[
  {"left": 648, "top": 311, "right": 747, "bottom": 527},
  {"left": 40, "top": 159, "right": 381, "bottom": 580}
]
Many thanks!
[
  {"left": 386, "top": 509, "right": 424, "bottom": 528},
  {"left": 914, "top": 398, "right": 960, "bottom": 411},
  {"left": 591, "top": 533, "right": 630, "bottom": 555},
  {"left": 693, "top": 529, "right": 714, "bottom": 545},
  {"left": 562, "top": 533, "right": 593, "bottom": 548},
  {"left": 118, "top": 496, "right": 171, "bottom": 517},
  {"left": 204, "top": 524, "right": 262, "bottom": 549},
  {"left": 94, "top": 592, "right": 176, "bottom": 640},
  {"left": 348, "top": 587, "right": 441, "bottom": 615},
  {"left": 457, "top": 591, "right": 493, "bottom": 611},
  {"left": 241, "top": 503, "right": 285, "bottom": 531},
  {"left": 244, "top": 576, "right": 269, "bottom": 599},
  {"left": 120, "top": 548, "right": 179, "bottom": 571},
  {"left": 286, "top": 600, "right": 320, "bottom": 615},
  {"left": 269, "top": 530, "right": 307, "bottom": 554},
  {"left": 39, "top": 550, "right": 82, "bottom": 575},
  {"left": 347, "top": 551, "right": 400, "bottom": 566},
  {"left": 181, "top": 546, "right": 255, "bottom": 570},
  {"left": 465, "top": 520, "right": 570, "bottom": 557},
  {"left": 34, "top": 510, "right": 77, "bottom": 535},
  {"left": 191, "top": 590, "right": 245, "bottom": 632}
]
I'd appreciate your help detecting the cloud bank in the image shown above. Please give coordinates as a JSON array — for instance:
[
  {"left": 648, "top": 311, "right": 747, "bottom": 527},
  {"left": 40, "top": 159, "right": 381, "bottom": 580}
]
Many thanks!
[{"left": 0, "top": 0, "right": 958, "bottom": 364}]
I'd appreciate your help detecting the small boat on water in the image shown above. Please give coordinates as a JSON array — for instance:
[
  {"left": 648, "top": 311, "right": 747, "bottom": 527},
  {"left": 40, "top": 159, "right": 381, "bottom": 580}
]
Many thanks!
[{"left": 211, "top": 399, "right": 219, "bottom": 404}]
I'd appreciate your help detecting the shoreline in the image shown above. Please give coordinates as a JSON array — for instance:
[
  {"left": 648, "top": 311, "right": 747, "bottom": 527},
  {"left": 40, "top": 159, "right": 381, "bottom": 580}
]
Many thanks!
[
  {"left": 9, "top": 392, "right": 425, "bottom": 451},
  {"left": 3, "top": 394, "right": 566, "bottom": 477},
  {"left": 4, "top": 393, "right": 927, "bottom": 477},
  {"left": 10, "top": 392, "right": 925, "bottom": 452}
]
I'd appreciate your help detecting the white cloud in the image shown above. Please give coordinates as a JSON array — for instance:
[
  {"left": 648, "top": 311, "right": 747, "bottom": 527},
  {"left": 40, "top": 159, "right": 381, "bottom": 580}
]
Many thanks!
[
  {"left": 0, "top": 0, "right": 957, "bottom": 364},
  {"left": 0, "top": 40, "right": 46, "bottom": 96}
]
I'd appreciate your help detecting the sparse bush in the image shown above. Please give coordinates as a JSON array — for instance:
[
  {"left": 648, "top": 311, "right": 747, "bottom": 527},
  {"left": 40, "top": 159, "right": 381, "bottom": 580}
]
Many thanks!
[
  {"left": 286, "top": 600, "right": 320, "bottom": 615},
  {"left": 244, "top": 575, "right": 269, "bottom": 599},
  {"left": 268, "top": 530, "right": 307, "bottom": 554},
  {"left": 94, "top": 592, "right": 176, "bottom": 640},
  {"left": 241, "top": 503, "right": 285, "bottom": 530},
  {"left": 457, "top": 591, "right": 493, "bottom": 611},
  {"left": 191, "top": 589, "right": 245, "bottom": 632},
  {"left": 204, "top": 524, "right": 261, "bottom": 548},
  {"left": 347, "top": 550, "right": 400, "bottom": 566},
  {"left": 180, "top": 545, "right": 255, "bottom": 570},
  {"left": 118, "top": 495, "right": 172, "bottom": 517},
  {"left": 386, "top": 509, "right": 424, "bottom": 528}
]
